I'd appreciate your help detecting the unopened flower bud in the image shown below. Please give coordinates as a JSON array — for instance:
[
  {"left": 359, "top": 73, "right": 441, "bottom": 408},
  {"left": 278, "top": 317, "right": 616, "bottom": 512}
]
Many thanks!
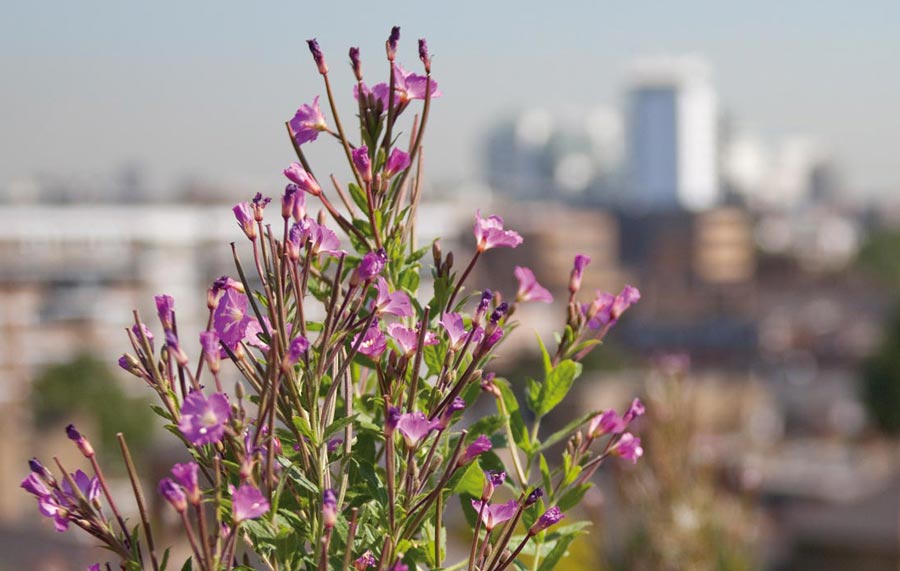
[
  {"left": 569, "top": 254, "right": 591, "bottom": 294},
  {"left": 66, "top": 425, "right": 94, "bottom": 458},
  {"left": 352, "top": 146, "right": 372, "bottom": 183},
  {"left": 386, "top": 26, "right": 400, "bottom": 61},
  {"left": 159, "top": 478, "right": 187, "bottom": 513},
  {"left": 525, "top": 487, "right": 544, "bottom": 507},
  {"left": 529, "top": 506, "right": 564, "bottom": 535},
  {"left": 349, "top": 47, "right": 363, "bottom": 81},
  {"left": 418, "top": 38, "right": 431, "bottom": 73},
  {"left": 233, "top": 202, "right": 257, "bottom": 240},
  {"left": 322, "top": 488, "right": 338, "bottom": 528},
  {"left": 307, "top": 38, "right": 328, "bottom": 74}
]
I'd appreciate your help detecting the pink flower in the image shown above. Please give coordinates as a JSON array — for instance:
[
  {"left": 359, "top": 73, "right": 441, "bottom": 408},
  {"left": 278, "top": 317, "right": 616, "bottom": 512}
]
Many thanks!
[
  {"left": 291, "top": 219, "right": 344, "bottom": 257},
  {"left": 612, "top": 433, "right": 643, "bottom": 463},
  {"left": 352, "top": 146, "right": 372, "bottom": 182},
  {"left": 283, "top": 163, "right": 321, "bottom": 195},
  {"left": 384, "top": 148, "right": 411, "bottom": 178},
  {"left": 353, "top": 81, "right": 391, "bottom": 111},
  {"left": 387, "top": 323, "right": 437, "bottom": 356},
  {"left": 233, "top": 202, "right": 256, "bottom": 240},
  {"left": 514, "top": 266, "right": 553, "bottom": 303},
  {"left": 179, "top": 391, "right": 232, "bottom": 445},
  {"left": 392, "top": 63, "right": 442, "bottom": 103},
  {"left": 587, "top": 410, "right": 623, "bottom": 438},
  {"left": 439, "top": 312, "right": 484, "bottom": 349},
  {"left": 474, "top": 211, "right": 523, "bottom": 252},
  {"left": 199, "top": 331, "right": 221, "bottom": 373},
  {"left": 213, "top": 289, "right": 253, "bottom": 350},
  {"left": 375, "top": 277, "right": 413, "bottom": 317},
  {"left": 471, "top": 499, "right": 518, "bottom": 531},
  {"left": 461, "top": 435, "right": 492, "bottom": 464},
  {"left": 288, "top": 96, "right": 327, "bottom": 145},
  {"left": 611, "top": 285, "right": 641, "bottom": 321},
  {"left": 284, "top": 335, "right": 310, "bottom": 366},
  {"left": 171, "top": 462, "right": 200, "bottom": 504},
  {"left": 623, "top": 397, "right": 646, "bottom": 424},
  {"left": 353, "top": 322, "right": 387, "bottom": 359},
  {"left": 569, "top": 254, "right": 591, "bottom": 293},
  {"left": 231, "top": 483, "right": 270, "bottom": 522},
  {"left": 395, "top": 411, "right": 439, "bottom": 447},
  {"left": 530, "top": 506, "right": 565, "bottom": 533},
  {"left": 584, "top": 291, "right": 615, "bottom": 329}
]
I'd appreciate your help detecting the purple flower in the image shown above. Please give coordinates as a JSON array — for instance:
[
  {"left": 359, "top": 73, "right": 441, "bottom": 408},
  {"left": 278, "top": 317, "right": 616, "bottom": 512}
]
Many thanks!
[
  {"left": 353, "top": 81, "right": 390, "bottom": 111},
  {"left": 353, "top": 322, "right": 387, "bottom": 359},
  {"left": 384, "top": 148, "right": 411, "bottom": 178},
  {"left": 158, "top": 478, "right": 187, "bottom": 513},
  {"left": 387, "top": 323, "right": 437, "bottom": 356},
  {"left": 482, "top": 470, "right": 506, "bottom": 499},
  {"left": 392, "top": 64, "right": 442, "bottom": 104},
  {"left": 587, "top": 410, "right": 624, "bottom": 438},
  {"left": 623, "top": 398, "right": 646, "bottom": 424},
  {"left": 289, "top": 97, "right": 327, "bottom": 146},
  {"left": 165, "top": 331, "right": 189, "bottom": 367},
  {"left": 21, "top": 472, "right": 51, "bottom": 498},
  {"left": 282, "top": 184, "right": 298, "bottom": 219},
  {"left": 349, "top": 46, "right": 362, "bottom": 81},
  {"left": 479, "top": 327, "right": 504, "bottom": 353},
  {"left": 179, "top": 391, "right": 232, "bottom": 445},
  {"left": 569, "top": 254, "right": 591, "bottom": 294},
  {"left": 474, "top": 211, "right": 523, "bottom": 252},
  {"left": 89, "top": 565, "right": 101, "bottom": 571},
  {"left": 233, "top": 202, "right": 256, "bottom": 240},
  {"left": 284, "top": 335, "right": 310, "bottom": 366},
  {"left": 375, "top": 277, "right": 413, "bottom": 317},
  {"left": 322, "top": 488, "right": 338, "bottom": 528},
  {"left": 471, "top": 499, "right": 518, "bottom": 531},
  {"left": 131, "top": 323, "right": 155, "bottom": 350},
  {"left": 231, "top": 483, "right": 269, "bottom": 522},
  {"left": 63, "top": 470, "right": 101, "bottom": 504},
  {"left": 390, "top": 563, "right": 409, "bottom": 571},
  {"left": 395, "top": 411, "right": 439, "bottom": 447},
  {"left": 439, "top": 313, "right": 484, "bottom": 349},
  {"left": 525, "top": 487, "right": 544, "bottom": 507},
  {"left": 475, "top": 289, "right": 492, "bottom": 323},
  {"left": 461, "top": 435, "right": 492, "bottom": 464},
  {"left": 307, "top": 38, "right": 328, "bottom": 74},
  {"left": 611, "top": 285, "right": 641, "bottom": 321},
  {"left": 199, "top": 331, "right": 221, "bottom": 373},
  {"left": 612, "top": 433, "right": 643, "bottom": 463},
  {"left": 385, "top": 406, "right": 401, "bottom": 435},
  {"left": 66, "top": 424, "right": 94, "bottom": 458},
  {"left": 438, "top": 396, "right": 467, "bottom": 428},
  {"left": 352, "top": 146, "right": 372, "bottom": 182},
  {"left": 418, "top": 38, "right": 431, "bottom": 71},
  {"left": 292, "top": 219, "right": 344, "bottom": 257},
  {"left": 251, "top": 193, "right": 271, "bottom": 221},
  {"left": 530, "top": 506, "right": 565, "bottom": 534},
  {"left": 585, "top": 291, "right": 615, "bottom": 329},
  {"left": 357, "top": 248, "right": 387, "bottom": 282},
  {"left": 171, "top": 462, "right": 200, "bottom": 504},
  {"left": 284, "top": 163, "right": 322, "bottom": 195},
  {"left": 354, "top": 551, "right": 377, "bottom": 570},
  {"left": 214, "top": 288, "right": 253, "bottom": 350},
  {"left": 514, "top": 266, "right": 553, "bottom": 303},
  {"left": 386, "top": 26, "right": 400, "bottom": 61},
  {"left": 155, "top": 294, "right": 175, "bottom": 332}
]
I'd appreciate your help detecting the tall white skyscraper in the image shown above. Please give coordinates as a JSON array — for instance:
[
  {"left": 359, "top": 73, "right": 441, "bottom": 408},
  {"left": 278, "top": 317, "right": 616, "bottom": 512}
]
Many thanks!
[{"left": 626, "top": 56, "right": 719, "bottom": 211}]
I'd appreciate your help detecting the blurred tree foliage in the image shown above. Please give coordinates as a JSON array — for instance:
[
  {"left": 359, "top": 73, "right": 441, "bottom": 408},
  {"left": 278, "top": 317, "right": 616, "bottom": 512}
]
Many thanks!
[
  {"left": 614, "top": 368, "right": 758, "bottom": 571},
  {"left": 30, "top": 352, "right": 155, "bottom": 466},
  {"left": 861, "top": 309, "right": 900, "bottom": 434},
  {"left": 856, "top": 229, "right": 900, "bottom": 288}
]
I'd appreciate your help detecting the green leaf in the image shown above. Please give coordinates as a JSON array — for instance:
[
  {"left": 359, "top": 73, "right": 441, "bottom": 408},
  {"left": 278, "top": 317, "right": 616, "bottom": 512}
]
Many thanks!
[
  {"left": 535, "top": 332, "right": 552, "bottom": 378},
  {"left": 525, "top": 377, "right": 541, "bottom": 414},
  {"left": 535, "top": 360, "right": 582, "bottom": 417},
  {"left": 451, "top": 460, "right": 485, "bottom": 497},
  {"left": 495, "top": 378, "right": 531, "bottom": 454},
  {"left": 556, "top": 483, "right": 591, "bottom": 513},
  {"left": 537, "top": 524, "right": 591, "bottom": 571},
  {"left": 348, "top": 183, "right": 370, "bottom": 213},
  {"left": 323, "top": 414, "right": 357, "bottom": 441},
  {"left": 181, "top": 557, "right": 192, "bottom": 571}
]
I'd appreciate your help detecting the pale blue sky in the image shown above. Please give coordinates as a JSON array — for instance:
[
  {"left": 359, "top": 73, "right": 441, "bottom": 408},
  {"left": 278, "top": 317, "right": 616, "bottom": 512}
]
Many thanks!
[{"left": 2, "top": 1, "right": 899, "bottom": 195}]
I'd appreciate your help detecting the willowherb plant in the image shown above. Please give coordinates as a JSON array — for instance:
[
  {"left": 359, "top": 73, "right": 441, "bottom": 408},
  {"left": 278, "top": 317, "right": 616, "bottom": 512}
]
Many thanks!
[{"left": 21, "top": 27, "right": 643, "bottom": 571}]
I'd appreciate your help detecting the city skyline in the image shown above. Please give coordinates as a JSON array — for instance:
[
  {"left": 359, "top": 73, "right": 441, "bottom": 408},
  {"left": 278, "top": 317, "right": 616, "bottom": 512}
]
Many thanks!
[{"left": 2, "top": 1, "right": 899, "bottom": 199}]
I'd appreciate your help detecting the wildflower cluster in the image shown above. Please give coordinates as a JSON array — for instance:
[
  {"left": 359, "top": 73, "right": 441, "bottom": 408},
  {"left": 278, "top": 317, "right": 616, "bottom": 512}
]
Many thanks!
[{"left": 23, "top": 27, "right": 643, "bottom": 571}]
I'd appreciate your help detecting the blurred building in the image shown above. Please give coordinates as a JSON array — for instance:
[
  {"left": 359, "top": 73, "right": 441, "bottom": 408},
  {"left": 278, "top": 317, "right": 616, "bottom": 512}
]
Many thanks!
[{"left": 625, "top": 56, "right": 719, "bottom": 211}]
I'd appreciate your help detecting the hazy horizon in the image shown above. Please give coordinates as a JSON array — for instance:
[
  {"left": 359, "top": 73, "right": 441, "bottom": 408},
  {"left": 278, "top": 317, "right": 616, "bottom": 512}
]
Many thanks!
[{"left": 3, "top": 1, "right": 899, "bottom": 198}]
